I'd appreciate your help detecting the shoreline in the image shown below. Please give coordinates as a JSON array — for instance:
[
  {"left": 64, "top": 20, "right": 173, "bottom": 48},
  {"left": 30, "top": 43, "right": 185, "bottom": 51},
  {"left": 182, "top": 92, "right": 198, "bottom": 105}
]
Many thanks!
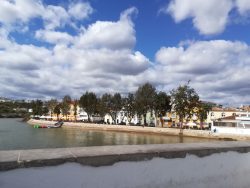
[{"left": 27, "top": 119, "right": 250, "bottom": 141}]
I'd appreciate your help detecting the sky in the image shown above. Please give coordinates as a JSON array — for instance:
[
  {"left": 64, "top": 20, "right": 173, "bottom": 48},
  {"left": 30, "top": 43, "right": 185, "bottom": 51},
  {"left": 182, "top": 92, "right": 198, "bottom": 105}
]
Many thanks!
[{"left": 1, "top": 0, "right": 250, "bottom": 106}]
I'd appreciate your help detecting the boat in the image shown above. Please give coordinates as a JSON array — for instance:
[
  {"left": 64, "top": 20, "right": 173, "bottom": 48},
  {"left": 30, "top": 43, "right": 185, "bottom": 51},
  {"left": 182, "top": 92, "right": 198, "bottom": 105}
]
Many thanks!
[{"left": 33, "top": 121, "right": 63, "bottom": 128}]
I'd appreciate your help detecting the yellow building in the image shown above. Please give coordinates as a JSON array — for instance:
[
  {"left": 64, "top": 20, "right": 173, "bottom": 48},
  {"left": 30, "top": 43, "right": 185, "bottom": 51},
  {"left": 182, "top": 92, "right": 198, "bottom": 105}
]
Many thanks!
[{"left": 51, "top": 103, "right": 80, "bottom": 121}]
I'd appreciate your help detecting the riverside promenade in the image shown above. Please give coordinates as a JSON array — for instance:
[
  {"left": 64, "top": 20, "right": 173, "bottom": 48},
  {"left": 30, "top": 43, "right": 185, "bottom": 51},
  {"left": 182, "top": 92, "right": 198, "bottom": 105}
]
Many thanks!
[{"left": 28, "top": 119, "right": 250, "bottom": 141}]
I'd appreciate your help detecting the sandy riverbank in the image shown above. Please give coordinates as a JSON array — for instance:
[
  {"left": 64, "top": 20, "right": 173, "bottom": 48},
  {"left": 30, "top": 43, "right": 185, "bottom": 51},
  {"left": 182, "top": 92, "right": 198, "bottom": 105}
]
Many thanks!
[{"left": 27, "top": 119, "right": 250, "bottom": 141}]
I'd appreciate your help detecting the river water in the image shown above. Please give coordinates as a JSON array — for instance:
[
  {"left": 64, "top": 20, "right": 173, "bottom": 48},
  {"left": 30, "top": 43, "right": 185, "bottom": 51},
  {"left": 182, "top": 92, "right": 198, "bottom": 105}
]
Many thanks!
[{"left": 0, "top": 118, "right": 214, "bottom": 150}]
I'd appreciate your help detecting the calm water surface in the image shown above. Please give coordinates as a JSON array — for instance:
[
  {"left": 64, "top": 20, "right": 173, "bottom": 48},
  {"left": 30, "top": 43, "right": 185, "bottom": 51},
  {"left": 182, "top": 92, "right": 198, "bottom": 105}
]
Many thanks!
[{"left": 0, "top": 118, "right": 214, "bottom": 150}]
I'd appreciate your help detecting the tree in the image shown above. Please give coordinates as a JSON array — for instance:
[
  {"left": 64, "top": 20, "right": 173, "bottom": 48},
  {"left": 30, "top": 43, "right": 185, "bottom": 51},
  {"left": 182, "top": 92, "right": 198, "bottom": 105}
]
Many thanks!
[
  {"left": 123, "top": 93, "right": 136, "bottom": 124},
  {"left": 47, "top": 99, "right": 58, "bottom": 117},
  {"left": 31, "top": 100, "right": 43, "bottom": 116},
  {"left": 171, "top": 83, "right": 200, "bottom": 126},
  {"left": 155, "top": 91, "right": 171, "bottom": 127},
  {"left": 42, "top": 106, "right": 49, "bottom": 115},
  {"left": 54, "top": 104, "right": 61, "bottom": 120},
  {"left": 99, "top": 93, "right": 112, "bottom": 119},
  {"left": 61, "top": 95, "right": 71, "bottom": 120},
  {"left": 135, "top": 83, "right": 156, "bottom": 126},
  {"left": 73, "top": 99, "right": 78, "bottom": 122},
  {"left": 99, "top": 93, "right": 123, "bottom": 124},
  {"left": 197, "top": 102, "right": 212, "bottom": 129},
  {"left": 96, "top": 97, "right": 107, "bottom": 118},
  {"left": 111, "top": 93, "right": 123, "bottom": 124},
  {"left": 79, "top": 92, "right": 97, "bottom": 122}
]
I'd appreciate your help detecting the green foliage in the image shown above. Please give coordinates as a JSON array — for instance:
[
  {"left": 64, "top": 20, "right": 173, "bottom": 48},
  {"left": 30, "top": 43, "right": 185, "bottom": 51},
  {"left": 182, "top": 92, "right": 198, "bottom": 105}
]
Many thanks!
[
  {"left": 61, "top": 95, "right": 71, "bottom": 117},
  {"left": 0, "top": 100, "right": 33, "bottom": 118},
  {"left": 0, "top": 102, "right": 15, "bottom": 113},
  {"left": 79, "top": 92, "right": 97, "bottom": 121},
  {"left": 155, "top": 91, "right": 171, "bottom": 117},
  {"left": 42, "top": 106, "right": 49, "bottom": 115},
  {"left": 73, "top": 99, "right": 78, "bottom": 116},
  {"left": 135, "top": 83, "right": 157, "bottom": 125},
  {"left": 123, "top": 93, "right": 136, "bottom": 123},
  {"left": 53, "top": 104, "right": 61, "bottom": 120},
  {"left": 47, "top": 99, "right": 58, "bottom": 116},
  {"left": 99, "top": 93, "right": 122, "bottom": 123},
  {"left": 31, "top": 100, "right": 43, "bottom": 116},
  {"left": 171, "top": 83, "right": 200, "bottom": 122},
  {"left": 99, "top": 93, "right": 112, "bottom": 116},
  {"left": 110, "top": 93, "right": 123, "bottom": 122},
  {"left": 197, "top": 102, "right": 212, "bottom": 123}
]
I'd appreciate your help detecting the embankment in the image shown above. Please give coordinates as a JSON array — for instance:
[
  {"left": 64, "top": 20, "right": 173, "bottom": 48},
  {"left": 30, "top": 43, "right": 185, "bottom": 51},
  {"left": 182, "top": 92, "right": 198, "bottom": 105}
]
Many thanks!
[{"left": 27, "top": 119, "right": 250, "bottom": 141}]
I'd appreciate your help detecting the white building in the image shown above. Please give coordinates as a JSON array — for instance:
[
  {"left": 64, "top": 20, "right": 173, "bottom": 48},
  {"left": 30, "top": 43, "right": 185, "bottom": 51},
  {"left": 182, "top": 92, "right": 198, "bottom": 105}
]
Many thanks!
[
  {"left": 104, "top": 110, "right": 157, "bottom": 126},
  {"left": 207, "top": 107, "right": 238, "bottom": 124},
  {"left": 212, "top": 111, "right": 250, "bottom": 135},
  {"left": 104, "top": 110, "right": 129, "bottom": 124}
]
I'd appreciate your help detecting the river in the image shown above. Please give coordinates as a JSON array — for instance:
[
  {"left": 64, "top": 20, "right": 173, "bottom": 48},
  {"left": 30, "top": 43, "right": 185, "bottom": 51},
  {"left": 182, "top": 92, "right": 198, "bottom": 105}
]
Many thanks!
[{"left": 0, "top": 118, "right": 214, "bottom": 150}]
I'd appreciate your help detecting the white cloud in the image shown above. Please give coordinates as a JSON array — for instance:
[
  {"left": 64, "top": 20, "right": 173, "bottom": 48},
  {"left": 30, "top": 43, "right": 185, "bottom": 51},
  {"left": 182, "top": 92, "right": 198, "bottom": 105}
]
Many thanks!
[
  {"left": 68, "top": 2, "right": 93, "bottom": 20},
  {"left": 1, "top": 1, "right": 250, "bottom": 106},
  {"left": 42, "top": 5, "right": 69, "bottom": 30},
  {"left": 0, "top": 0, "right": 42, "bottom": 24},
  {"left": 35, "top": 30, "right": 74, "bottom": 44},
  {"left": 75, "top": 7, "right": 137, "bottom": 50},
  {"left": 154, "top": 40, "right": 250, "bottom": 105},
  {"left": 236, "top": 0, "right": 250, "bottom": 15},
  {"left": 0, "top": 0, "right": 94, "bottom": 31},
  {"left": 166, "top": 0, "right": 233, "bottom": 35},
  {"left": 165, "top": 0, "right": 250, "bottom": 35},
  {"left": 0, "top": 7, "right": 150, "bottom": 99}
]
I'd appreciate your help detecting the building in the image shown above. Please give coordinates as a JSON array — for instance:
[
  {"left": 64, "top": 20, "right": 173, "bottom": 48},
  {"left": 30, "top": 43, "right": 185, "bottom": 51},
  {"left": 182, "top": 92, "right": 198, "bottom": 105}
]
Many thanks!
[
  {"left": 212, "top": 111, "right": 250, "bottom": 135},
  {"left": 207, "top": 107, "right": 238, "bottom": 124}
]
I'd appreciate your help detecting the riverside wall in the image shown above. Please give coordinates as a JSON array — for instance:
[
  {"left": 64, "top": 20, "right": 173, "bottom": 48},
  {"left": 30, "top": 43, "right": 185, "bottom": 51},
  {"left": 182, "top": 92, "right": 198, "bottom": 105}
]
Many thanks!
[
  {"left": 28, "top": 119, "right": 250, "bottom": 141},
  {"left": 1, "top": 119, "right": 250, "bottom": 171},
  {"left": 1, "top": 141, "right": 250, "bottom": 171}
]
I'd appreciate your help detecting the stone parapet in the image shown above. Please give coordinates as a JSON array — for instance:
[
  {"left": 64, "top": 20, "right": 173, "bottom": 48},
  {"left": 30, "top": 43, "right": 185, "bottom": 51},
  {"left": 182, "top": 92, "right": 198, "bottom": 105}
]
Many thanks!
[{"left": 1, "top": 141, "right": 250, "bottom": 171}]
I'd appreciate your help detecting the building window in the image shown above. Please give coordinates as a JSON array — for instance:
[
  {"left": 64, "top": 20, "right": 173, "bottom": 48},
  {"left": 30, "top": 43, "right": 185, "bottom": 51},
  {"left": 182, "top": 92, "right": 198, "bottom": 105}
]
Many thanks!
[
  {"left": 211, "top": 112, "right": 214, "bottom": 117},
  {"left": 222, "top": 112, "right": 225, "bottom": 117}
]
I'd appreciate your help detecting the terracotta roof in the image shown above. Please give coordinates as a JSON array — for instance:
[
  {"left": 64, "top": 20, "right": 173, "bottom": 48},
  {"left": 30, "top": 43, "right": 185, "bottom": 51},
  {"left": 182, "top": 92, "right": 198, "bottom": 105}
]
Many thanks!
[
  {"left": 219, "top": 115, "right": 238, "bottom": 120},
  {"left": 211, "top": 107, "right": 238, "bottom": 112},
  {"left": 241, "top": 106, "right": 250, "bottom": 111}
]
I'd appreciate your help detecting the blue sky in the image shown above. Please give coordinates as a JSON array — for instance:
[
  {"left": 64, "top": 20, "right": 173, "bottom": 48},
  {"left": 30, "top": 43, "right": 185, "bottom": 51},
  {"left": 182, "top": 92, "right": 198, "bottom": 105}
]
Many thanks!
[{"left": 1, "top": 0, "right": 250, "bottom": 105}]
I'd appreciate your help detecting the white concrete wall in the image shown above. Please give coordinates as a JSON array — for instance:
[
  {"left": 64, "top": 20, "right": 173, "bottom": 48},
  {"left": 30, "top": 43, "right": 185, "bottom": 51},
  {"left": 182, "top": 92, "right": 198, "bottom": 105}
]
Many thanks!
[{"left": 212, "top": 126, "right": 250, "bottom": 135}]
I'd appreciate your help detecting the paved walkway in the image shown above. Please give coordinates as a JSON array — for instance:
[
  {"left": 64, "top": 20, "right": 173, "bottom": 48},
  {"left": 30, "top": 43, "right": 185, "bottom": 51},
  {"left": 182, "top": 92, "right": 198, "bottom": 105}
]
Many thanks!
[{"left": 28, "top": 119, "right": 250, "bottom": 141}]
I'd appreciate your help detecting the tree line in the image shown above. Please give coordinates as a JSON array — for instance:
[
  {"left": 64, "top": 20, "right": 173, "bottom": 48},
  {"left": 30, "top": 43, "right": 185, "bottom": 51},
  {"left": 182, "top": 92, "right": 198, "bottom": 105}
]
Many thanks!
[{"left": 31, "top": 82, "right": 212, "bottom": 126}]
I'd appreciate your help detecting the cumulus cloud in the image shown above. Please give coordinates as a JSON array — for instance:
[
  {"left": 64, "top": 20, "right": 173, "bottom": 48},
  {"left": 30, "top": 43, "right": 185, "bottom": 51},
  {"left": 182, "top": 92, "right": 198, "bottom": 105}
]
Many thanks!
[
  {"left": 35, "top": 30, "right": 74, "bottom": 44},
  {"left": 0, "top": 0, "right": 93, "bottom": 32},
  {"left": 68, "top": 1, "right": 93, "bottom": 20},
  {"left": 0, "top": 6, "right": 150, "bottom": 100},
  {"left": 75, "top": 7, "right": 137, "bottom": 50},
  {"left": 0, "top": 0, "right": 43, "bottom": 25},
  {"left": 164, "top": 0, "right": 250, "bottom": 35},
  {"left": 236, "top": 0, "right": 250, "bottom": 15},
  {"left": 1, "top": 1, "right": 250, "bottom": 106},
  {"left": 154, "top": 40, "right": 250, "bottom": 105}
]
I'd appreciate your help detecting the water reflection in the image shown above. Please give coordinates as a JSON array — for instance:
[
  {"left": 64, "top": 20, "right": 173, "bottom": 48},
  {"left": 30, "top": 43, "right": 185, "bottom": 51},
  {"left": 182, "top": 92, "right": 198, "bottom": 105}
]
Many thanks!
[{"left": 0, "top": 119, "right": 214, "bottom": 150}]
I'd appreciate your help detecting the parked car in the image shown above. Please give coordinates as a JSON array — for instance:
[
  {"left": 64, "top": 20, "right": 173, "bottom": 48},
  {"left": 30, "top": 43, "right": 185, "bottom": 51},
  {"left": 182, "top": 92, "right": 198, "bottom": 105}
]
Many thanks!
[
  {"left": 149, "top": 122, "right": 155, "bottom": 127},
  {"left": 118, "top": 121, "right": 126, "bottom": 125}
]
